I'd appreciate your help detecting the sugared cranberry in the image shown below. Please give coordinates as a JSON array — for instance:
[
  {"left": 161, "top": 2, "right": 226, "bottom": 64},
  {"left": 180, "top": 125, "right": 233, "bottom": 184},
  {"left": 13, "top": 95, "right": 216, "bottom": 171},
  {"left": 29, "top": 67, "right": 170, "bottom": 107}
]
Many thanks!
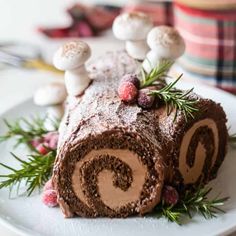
[
  {"left": 30, "top": 138, "right": 43, "bottom": 148},
  {"left": 162, "top": 185, "right": 179, "bottom": 206},
  {"left": 42, "top": 190, "right": 58, "bottom": 207},
  {"left": 36, "top": 144, "right": 49, "bottom": 155},
  {"left": 44, "top": 132, "right": 58, "bottom": 142},
  {"left": 120, "top": 74, "right": 140, "bottom": 89},
  {"left": 43, "top": 132, "right": 59, "bottom": 150},
  {"left": 137, "top": 89, "right": 155, "bottom": 109},
  {"left": 43, "top": 179, "right": 53, "bottom": 191},
  {"left": 118, "top": 81, "right": 138, "bottom": 103}
]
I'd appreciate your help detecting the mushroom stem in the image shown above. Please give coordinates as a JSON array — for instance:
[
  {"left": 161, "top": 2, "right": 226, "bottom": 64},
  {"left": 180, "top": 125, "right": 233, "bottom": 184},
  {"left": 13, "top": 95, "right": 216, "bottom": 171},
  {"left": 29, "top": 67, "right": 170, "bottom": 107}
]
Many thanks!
[
  {"left": 53, "top": 40, "right": 92, "bottom": 97},
  {"left": 112, "top": 12, "right": 153, "bottom": 61},
  {"left": 65, "top": 65, "right": 91, "bottom": 96},
  {"left": 142, "top": 51, "right": 167, "bottom": 73},
  {"left": 125, "top": 40, "right": 149, "bottom": 61},
  {"left": 45, "top": 104, "right": 64, "bottom": 131},
  {"left": 143, "top": 26, "right": 185, "bottom": 73}
]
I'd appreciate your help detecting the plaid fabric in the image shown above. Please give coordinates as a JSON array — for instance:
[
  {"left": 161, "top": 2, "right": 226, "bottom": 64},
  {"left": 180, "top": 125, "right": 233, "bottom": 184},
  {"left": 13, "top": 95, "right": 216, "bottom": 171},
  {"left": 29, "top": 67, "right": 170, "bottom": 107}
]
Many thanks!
[
  {"left": 175, "top": 0, "right": 236, "bottom": 10},
  {"left": 174, "top": 2, "right": 236, "bottom": 91},
  {"left": 123, "top": 1, "right": 173, "bottom": 26}
]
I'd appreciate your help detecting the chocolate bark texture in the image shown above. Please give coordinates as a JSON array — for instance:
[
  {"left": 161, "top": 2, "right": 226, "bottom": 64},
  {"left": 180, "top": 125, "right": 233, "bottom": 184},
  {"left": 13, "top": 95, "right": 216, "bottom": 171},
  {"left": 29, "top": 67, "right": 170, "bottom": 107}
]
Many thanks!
[
  {"left": 53, "top": 52, "right": 165, "bottom": 218},
  {"left": 53, "top": 51, "right": 228, "bottom": 218}
]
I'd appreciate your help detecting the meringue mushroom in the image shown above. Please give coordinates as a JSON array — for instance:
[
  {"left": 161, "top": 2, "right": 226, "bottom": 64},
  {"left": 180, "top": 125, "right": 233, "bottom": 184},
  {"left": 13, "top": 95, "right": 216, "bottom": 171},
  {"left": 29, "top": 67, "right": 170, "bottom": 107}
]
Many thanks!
[
  {"left": 53, "top": 40, "right": 91, "bottom": 96},
  {"left": 112, "top": 12, "right": 153, "bottom": 60},
  {"left": 143, "top": 26, "right": 185, "bottom": 73},
  {"left": 34, "top": 82, "right": 67, "bottom": 130}
]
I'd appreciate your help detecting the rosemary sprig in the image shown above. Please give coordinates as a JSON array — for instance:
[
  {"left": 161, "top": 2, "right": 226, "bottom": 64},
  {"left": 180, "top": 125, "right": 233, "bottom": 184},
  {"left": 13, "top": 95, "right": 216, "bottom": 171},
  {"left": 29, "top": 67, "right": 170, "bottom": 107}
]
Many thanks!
[
  {"left": 0, "top": 116, "right": 59, "bottom": 149},
  {"left": 0, "top": 151, "right": 56, "bottom": 196},
  {"left": 149, "top": 74, "right": 199, "bottom": 120},
  {"left": 229, "top": 133, "right": 236, "bottom": 146},
  {"left": 141, "top": 61, "right": 173, "bottom": 88},
  {"left": 152, "top": 187, "right": 229, "bottom": 225},
  {"left": 139, "top": 61, "right": 198, "bottom": 120}
]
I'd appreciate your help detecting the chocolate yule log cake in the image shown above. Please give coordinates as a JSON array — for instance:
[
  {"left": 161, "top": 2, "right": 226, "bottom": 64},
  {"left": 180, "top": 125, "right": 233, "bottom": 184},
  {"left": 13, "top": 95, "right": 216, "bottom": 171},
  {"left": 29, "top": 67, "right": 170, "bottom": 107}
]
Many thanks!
[
  {"left": 51, "top": 12, "right": 228, "bottom": 218},
  {"left": 157, "top": 97, "right": 227, "bottom": 188}
]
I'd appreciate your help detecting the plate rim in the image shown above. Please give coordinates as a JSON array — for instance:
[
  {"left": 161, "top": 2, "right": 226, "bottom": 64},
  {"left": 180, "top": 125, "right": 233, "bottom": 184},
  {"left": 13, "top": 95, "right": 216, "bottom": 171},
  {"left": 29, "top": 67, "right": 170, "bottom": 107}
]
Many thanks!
[{"left": 0, "top": 82, "right": 236, "bottom": 236}]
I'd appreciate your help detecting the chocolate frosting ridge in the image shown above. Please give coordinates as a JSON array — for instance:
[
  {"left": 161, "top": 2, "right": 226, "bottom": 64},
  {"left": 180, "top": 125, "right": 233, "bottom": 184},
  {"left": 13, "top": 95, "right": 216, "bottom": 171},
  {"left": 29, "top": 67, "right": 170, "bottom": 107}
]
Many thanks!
[{"left": 53, "top": 51, "right": 228, "bottom": 218}]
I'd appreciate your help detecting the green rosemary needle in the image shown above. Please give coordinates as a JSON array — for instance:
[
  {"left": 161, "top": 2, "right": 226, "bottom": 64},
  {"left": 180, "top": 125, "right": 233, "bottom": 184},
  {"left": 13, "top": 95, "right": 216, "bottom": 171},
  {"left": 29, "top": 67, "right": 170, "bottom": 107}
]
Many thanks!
[
  {"left": 0, "top": 116, "right": 59, "bottom": 149},
  {"left": 151, "top": 187, "right": 229, "bottom": 225},
  {"left": 0, "top": 151, "right": 56, "bottom": 196},
  {"left": 229, "top": 133, "right": 236, "bottom": 145},
  {"left": 141, "top": 61, "right": 173, "bottom": 88},
  {"left": 149, "top": 74, "right": 199, "bottom": 120}
]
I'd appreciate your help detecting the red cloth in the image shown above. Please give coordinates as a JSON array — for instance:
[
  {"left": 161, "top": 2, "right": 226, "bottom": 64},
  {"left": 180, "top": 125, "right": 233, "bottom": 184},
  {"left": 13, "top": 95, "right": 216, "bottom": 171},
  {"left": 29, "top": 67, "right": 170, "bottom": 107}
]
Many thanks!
[{"left": 38, "top": 4, "right": 121, "bottom": 38}]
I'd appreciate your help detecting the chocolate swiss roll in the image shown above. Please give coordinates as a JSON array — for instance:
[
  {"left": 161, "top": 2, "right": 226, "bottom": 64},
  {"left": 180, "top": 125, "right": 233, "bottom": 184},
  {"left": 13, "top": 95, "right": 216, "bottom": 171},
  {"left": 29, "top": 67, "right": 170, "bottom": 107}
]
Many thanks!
[
  {"left": 53, "top": 51, "right": 228, "bottom": 218},
  {"left": 53, "top": 52, "right": 165, "bottom": 218},
  {"left": 157, "top": 95, "right": 228, "bottom": 189}
]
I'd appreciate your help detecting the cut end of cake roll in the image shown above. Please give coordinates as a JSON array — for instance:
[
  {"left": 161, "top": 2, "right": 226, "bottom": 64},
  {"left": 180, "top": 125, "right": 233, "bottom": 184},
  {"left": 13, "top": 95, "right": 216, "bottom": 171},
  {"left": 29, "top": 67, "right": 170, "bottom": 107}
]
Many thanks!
[
  {"left": 52, "top": 50, "right": 228, "bottom": 218},
  {"left": 157, "top": 95, "right": 228, "bottom": 190},
  {"left": 52, "top": 50, "right": 165, "bottom": 218},
  {"left": 53, "top": 129, "right": 164, "bottom": 218}
]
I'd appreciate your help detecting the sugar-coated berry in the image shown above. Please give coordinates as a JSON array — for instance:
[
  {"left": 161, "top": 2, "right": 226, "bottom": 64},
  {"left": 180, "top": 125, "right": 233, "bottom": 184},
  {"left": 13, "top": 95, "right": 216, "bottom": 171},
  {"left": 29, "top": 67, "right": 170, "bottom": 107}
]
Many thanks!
[
  {"left": 43, "top": 179, "right": 54, "bottom": 191},
  {"left": 118, "top": 81, "right": 138, "bottom": 103},
  {"left": 36, "top": 144, "right": 49, "bottom": 155},
  {"left": 44, "top": 132, "right": 58, "bottom": 142},
  {"left": 30, "top": 138, "right": 43, "bottom": 148},
  {"left": 48, "top": 136, "right": 58, "bottom": 150},
  {"left": 120, "top": 74, "right": 140, "bottom": 89},
  {"left": 42, "top": 189, "right": 58, "bottom": 207},
  {"left": 43, "top": 132, "right": 59, "bottom": 150},
  {"left": 137, "top": 89, "right": 155, "bottom": 109},
  {"left": 162, "top": 185, "right": 179, "bottom": 206}
]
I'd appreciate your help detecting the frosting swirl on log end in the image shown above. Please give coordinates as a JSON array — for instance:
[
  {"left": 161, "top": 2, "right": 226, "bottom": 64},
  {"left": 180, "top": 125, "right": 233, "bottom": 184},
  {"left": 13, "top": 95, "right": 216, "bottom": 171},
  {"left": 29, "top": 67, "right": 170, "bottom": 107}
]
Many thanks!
[
  {"left": 161, "top": 98, "right": 228, "bottom": 188},
  {"left": 53, "top": 131, "right": 164, "bottom": 218},
  {"left": 179, "top": 118, "right": 219, "bottom": 184}
]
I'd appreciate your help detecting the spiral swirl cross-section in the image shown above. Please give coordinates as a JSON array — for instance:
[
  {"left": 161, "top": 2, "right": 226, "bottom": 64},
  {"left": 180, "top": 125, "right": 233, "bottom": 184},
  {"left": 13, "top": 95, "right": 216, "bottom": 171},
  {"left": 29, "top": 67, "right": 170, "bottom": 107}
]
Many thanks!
[
  {"left": 54, "top": 131, "right": 165, "bottom": 218},
  {"left": 72, "top": 149, "right": 148, "bottom": 217},
  {"left": 179, "top": 118, "right": 219, "bottom": 184}
]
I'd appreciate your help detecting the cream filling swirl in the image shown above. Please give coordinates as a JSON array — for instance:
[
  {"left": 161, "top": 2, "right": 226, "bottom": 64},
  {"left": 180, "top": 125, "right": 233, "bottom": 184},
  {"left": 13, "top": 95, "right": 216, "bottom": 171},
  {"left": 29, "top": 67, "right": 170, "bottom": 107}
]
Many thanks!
[
  {"left": 72, "top": 149, "right": 147, "bottom": 210},
  {"left": 179, "top": 118, "right": 219, "bottom": 184}
]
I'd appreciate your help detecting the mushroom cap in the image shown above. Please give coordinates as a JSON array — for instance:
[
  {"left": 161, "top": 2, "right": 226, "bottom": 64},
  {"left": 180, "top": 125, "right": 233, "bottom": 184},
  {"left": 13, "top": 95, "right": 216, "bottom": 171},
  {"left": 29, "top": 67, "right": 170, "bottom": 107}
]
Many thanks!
[
  {"left": 147, "top": 26, "right": 185, "bottom": 59},
  {"left": 34, "top": 82, "right": 67, "bottom": 106},
  {"left": 53, "top": 40, "right": 91, "bottom": 71},
  {"left": 112, "top": 12, "right": 153, "bottom": 41}
]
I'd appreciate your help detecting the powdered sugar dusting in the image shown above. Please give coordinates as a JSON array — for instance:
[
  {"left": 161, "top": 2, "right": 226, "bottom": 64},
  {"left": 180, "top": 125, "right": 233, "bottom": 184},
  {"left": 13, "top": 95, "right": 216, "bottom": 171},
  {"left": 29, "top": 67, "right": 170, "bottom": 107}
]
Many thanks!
[
  {"left": 58, "top": 51, "right": 141, "bottom": 145},
  {"left": 61, "top": 41, "right": 90, "bottom": 59}
]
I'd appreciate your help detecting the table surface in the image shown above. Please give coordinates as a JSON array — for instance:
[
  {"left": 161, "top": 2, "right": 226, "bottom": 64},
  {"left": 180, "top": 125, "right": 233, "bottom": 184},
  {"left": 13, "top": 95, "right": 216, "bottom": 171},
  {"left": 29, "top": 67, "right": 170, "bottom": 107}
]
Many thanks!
[{"left": 0, "top": 0, "right": 235, "bottom": 235}]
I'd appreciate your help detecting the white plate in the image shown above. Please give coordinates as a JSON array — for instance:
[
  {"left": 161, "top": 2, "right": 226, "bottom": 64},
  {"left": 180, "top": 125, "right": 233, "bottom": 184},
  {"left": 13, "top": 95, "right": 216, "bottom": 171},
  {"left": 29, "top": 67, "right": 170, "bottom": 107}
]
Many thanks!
[{"left": 0, "top": 81, "right": 236, "bottom": 236}]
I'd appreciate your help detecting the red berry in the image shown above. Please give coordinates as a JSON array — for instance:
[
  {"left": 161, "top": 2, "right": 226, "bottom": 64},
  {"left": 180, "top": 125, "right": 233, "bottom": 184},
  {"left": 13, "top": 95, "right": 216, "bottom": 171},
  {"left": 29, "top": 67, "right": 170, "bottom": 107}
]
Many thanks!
[
  {"left": 42, "top": 190, "right": 58, "bottom": 207},
  {"left": 137, "top": 89, "right": 155, "bottom": 109},
  {"left": 30, "top": 138, "right": 43, "bottom": 148},
  {"left": 162, "top": 185, "right": 179, "bottom": 206},
  {"left": 43, "top": 132, "right": 59, "bottom": 150},
  {"left": 48, "top": 137, "right": 58, "bottom": 150},
  {"left": 44, "top": 132, "right": 58, "bottom": 142},
  {"left": 120, "top": 74, "right": 140, "bottom": 89},
  {"left": 43, "top": 179, "right": 54, "bottom": 191},
  {"left": 36, "top": 144, "right": 49, "bottom": 155},
  {"left": 118, "top": 81, "right": 138, "bottom": 103}
]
